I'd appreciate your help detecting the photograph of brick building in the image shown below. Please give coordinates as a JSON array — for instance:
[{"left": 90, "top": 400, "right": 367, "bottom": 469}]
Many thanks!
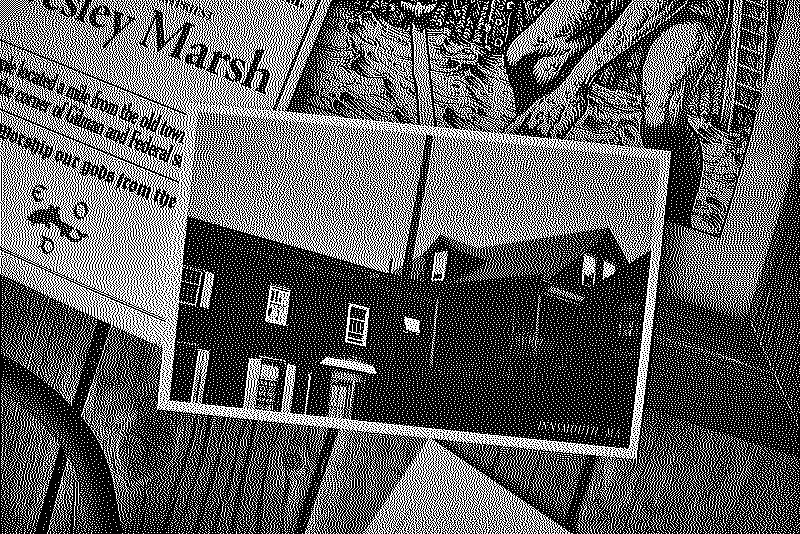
[
  {"left": 163, "top": 108, "right": 668, "bottom": 453},
  {"left": 171, "top": 217, "right": 436, "bottom": 423},
  {"left": 171, "top": 217, "right": 652, "bottom": 448}
]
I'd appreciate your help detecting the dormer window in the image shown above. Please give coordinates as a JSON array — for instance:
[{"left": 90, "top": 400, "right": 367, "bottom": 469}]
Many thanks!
[
  {"left": 404, "top": 317, "right": 421, "bottom": 334},
  {"left": 582, "top": 254, "right": 597, "bottom": 287},
  {"left": 266, "top": 285, "right": 290, "bottom": 326},
  {"left": 432, "top": 250, "right": 448, "bottom": 281},
  {"left": 603, "top": 261, "right": 616, "bottom": 280}
]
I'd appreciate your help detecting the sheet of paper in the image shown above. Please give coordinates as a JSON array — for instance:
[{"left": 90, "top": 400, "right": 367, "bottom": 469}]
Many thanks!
[
  {"left": 364, "top": 440, "right": 571, "bottom": 534},
  {"left": 0, "top": 0, "right": 330, "bottom": 345}
]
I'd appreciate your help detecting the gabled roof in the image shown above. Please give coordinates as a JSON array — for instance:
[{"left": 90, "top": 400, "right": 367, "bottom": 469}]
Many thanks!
[
  {"left": 414, "top": 228, "right": 622, "bottom": 283},
  {"left": 434, "top": 235, "right": 482, "bottom": 258},
  {"left": 187, "top": 217, "right": 388, "bottom": 281}
]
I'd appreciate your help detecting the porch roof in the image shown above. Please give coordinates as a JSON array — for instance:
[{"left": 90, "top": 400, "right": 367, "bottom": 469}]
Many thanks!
[{"left": 319, "top": 357, "right": 377, "bottom": 375}]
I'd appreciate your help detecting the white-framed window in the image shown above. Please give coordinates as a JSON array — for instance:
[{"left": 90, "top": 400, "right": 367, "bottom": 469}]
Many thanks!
[
  {"left": 582, "top": 254, "right": 597, "bottom": 287},
  {"left": 603, "top": 261, "right": 616, "bottom": 280},
  {"left": 266, "top": 285, "right": 290, "bottom": 326},
  {"left": 345, "top": 303, "right": 370, "bottom": 346},
  {"left": 404, "top": 317, "right": 421, "bottom": 334},
  {"left": 180, "top": 265, "right": 214, "bottom": 308},
  {"left": 431, "top": 250, "right": 448, "bottom": 281}
]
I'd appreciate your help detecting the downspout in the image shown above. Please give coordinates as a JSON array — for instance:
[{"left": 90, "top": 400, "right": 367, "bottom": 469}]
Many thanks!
[
  {"left": 509, "top": 282, "right": 517, "bottom": 357},
  {"left": 533, "top": 291, "right": 543, "bottom": 353},
  {"left": 429, "top": 295, "right": 440, "bottom": 368}
]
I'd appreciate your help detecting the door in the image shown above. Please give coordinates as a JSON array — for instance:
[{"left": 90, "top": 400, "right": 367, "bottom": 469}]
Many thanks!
[
  {"left": 328, "top": 378, "right": 355, "bottom": 419},
  {"left": 243, "top": 358, "right": 281, "bottom": 411}
]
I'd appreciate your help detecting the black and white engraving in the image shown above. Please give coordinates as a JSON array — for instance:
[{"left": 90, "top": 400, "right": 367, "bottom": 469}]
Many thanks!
[
  {"left": 287, "top": 0, "right": 790, "bottom": 236},
  {"left": 162, "top": 108, "right": 669, "bottom": 456}
]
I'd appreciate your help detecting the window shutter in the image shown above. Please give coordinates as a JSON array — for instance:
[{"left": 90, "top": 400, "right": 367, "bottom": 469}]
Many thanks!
[
  {"left": 244, "top": 358, "right": 261, "bottom": 409},
  {"left": 266, "top": 303, "right": 279, "bottom": 323},
  {"left": 278, "top": 289, "right": 289, "bottom": 325},
  {"left": 282, "top": 364, "right": 296, "bottom": 413},
  {"left": 191, "top": 349, "right": 210, "bottom": 404},
  {"left": 304, "top": 372, "right": 313, "bottom": 415},
  {"left": 200, "top": 271, "right": 214, "bottom": 308},
  {"left": 362, "top": 308, "right": 370, "bottom": 345},
  {"left": 582, "top": 255, "right": 596, "bottom": 287}
]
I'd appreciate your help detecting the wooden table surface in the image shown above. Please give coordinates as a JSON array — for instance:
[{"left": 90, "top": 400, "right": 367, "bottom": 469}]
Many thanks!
[{"left": 2, "top": 276, "right": 798, "bottom": 534}]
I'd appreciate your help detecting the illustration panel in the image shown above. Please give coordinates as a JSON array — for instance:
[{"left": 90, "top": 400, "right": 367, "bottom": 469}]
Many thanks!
[
  {"left": 159, "top": 107, "right": 669, "bottom": 458},
  {"left": 287, "top": 0, "right": 791, "bottom": 236}
]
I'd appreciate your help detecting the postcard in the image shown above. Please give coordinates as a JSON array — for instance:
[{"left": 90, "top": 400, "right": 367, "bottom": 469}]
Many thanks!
[{"left": 159, "top": 106, "right": 668, "bottom": 458}]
